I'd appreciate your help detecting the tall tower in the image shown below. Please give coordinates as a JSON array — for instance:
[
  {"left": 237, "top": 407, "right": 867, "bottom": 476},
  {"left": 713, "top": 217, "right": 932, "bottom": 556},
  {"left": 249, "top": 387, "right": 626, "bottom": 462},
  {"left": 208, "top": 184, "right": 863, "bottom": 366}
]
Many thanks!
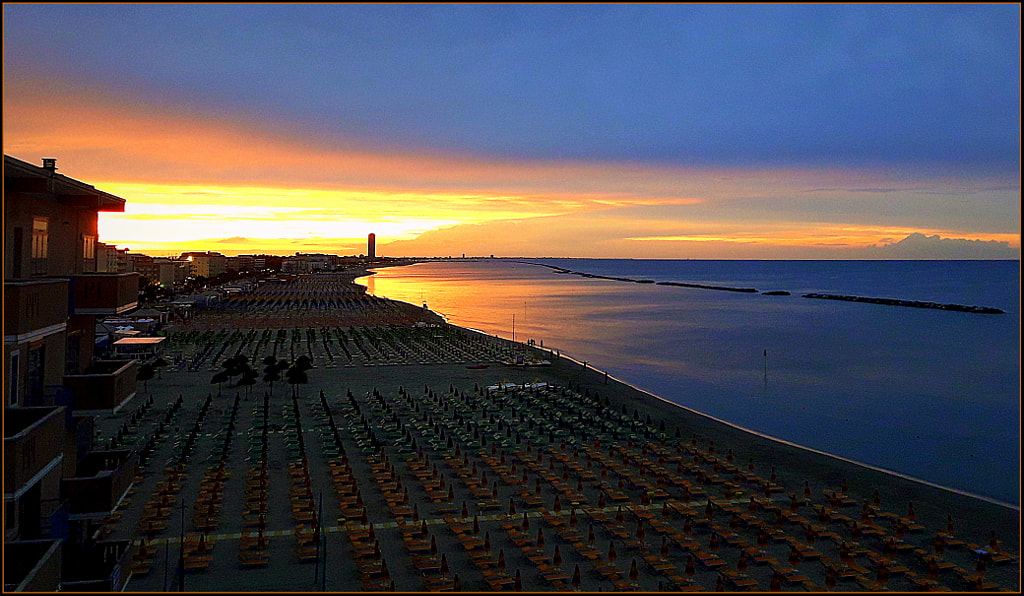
[{"left": 367, "top": 233, "right": 376, "bottom": 259}]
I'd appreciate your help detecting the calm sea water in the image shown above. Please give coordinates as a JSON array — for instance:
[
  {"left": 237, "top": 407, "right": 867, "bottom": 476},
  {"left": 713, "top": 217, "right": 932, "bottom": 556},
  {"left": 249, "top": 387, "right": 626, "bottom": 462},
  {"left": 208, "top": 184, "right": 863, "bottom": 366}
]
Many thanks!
[{"left": 362, "top": 259, "right": 1020, "bottom": 505}]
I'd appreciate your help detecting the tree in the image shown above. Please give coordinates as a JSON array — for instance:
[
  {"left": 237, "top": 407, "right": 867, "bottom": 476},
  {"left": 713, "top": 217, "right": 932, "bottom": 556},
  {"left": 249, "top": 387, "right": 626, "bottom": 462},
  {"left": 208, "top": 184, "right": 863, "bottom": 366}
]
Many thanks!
[
  {"left": 137, "top": 363, "right": 155, "bottom": 393},
  {"left": 152, "top": 356, "right": 169, "bottom": 379},
  {"left": 263, "top": 369, "right": 280, "bottom": 398},
  {"left": 285, "top": 365, "right": 308, "bottom": 398},
  {"left": 211, "top": 370, "right": 229, "bottom": 392}
]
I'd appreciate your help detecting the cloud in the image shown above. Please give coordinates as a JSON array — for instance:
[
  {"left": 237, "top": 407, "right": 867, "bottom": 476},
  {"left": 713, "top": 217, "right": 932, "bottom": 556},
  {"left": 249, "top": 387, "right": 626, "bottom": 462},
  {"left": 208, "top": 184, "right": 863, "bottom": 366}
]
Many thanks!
[
  {"left": 865, "top": 233, "right": 1019, "bottom": 259},
  {"left": 215, "top": 236, "right": 250, "bottom": 244}
]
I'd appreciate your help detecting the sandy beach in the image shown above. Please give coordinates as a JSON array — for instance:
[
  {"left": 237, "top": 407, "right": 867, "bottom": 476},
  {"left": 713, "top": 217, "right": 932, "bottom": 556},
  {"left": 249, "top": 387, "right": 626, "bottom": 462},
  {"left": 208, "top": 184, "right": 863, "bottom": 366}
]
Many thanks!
[{"left": 96, "top": 268, "right": 1018, "bottom": 592}]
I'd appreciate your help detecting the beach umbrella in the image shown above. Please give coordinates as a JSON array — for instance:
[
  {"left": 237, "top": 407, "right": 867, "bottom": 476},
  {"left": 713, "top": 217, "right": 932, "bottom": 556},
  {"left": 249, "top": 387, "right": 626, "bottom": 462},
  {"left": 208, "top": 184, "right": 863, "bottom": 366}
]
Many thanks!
[
  {"left": 660, "top": 536, "right": 669, "bottom": 557},
  {"left": 569, "top": 508, "right": 578, "bottom": 527},
  {"left": 571, "top": 564, "right": 581, "bottom": 589},
  {"left": 484, "top": 532, "right": 491, "bottom": 551},
  {"left": 498, "top": 549, "right": 506, "bottom": 571},
  {"left": 804, "top": 480, "right": 811, "bottom": 498},
  {"left": 907, "top": 502, "right": 915, "bottom": 521},
  {"left": 553, "top": 545, "right": 562, "bottom": 567},
  {"left": 420, "top": 520, "right": 428, "bottom": 538},
  {"left": 413, "top": 504, "right": 420, "bottom": 522},
  {"left": 608, "top": 541, "right": 617, "bottom": 562},
  {"left": 709, "top": 531, "right": 719, "bottom": 551},
  {"left": 715, "top": 575, "right": 725, "bottom": 592},
  {"left": 381, "top": 559, "right": 390, "bottom": 580},
  {"left": 736, "top": 552, "right": 747, "bottom": 571},
  {"left": 508, "top": 498, "right": 516, "bottom": 516},
  {"left": 598, "top": 493, "right": 606, "bottom": 508},
  {"left": 430, "top": 535, "right": 438, "bottom": 555},
  {"left": 946, "top": 515, "right": 954, "bottom": 535},
  {"left": 493, "top": 482, "right": 499, "bottom": 499},
  {"left": 446, "top": 485, "right": 454, "bottom": 502},
  {"left": 473, "top": 515, "right": 480, "bottom": 535},
  {"left": 685, "top": 554, "right": 695, "bottom": 576},
  {"left": 536, "top": 528, "right": 545, "bottom": 548},
  {"left": 636, "top": 520, "right": 646, "bottom": 540},
  {"left": 789, "top": 544, "right": 800, "bottom": 563},
  {"left": 535, "top": 478, "right": 542, "bottom": 494},
  {"left": 361, "top": 508, "right": 369, "bottom": 525},
  {"left": 462, "top": 501, "right": 469, "bottom": 518},
  {"left": 513, "top": 569, "right": 522, "bottom": 592},
  {"left": 440, "top": 553, "right": 450, "bottom": 575},
  {"left": 588, "top": 525, "right": 596, "bottom": 544},
  {"left": 522, "top": 512, "right": 530, "bottom": 530},
  {"left": 554, "top": 495, "right": 562, "bottom": 513},
  {"left": 683, "top": 518, "right": 693, "bottom": 535},
  {"left": 616, "top": 506, "right": 624, "bottom": 523},
  {"left": 629, "top": 559, "right": 639, "bottom": 581}
]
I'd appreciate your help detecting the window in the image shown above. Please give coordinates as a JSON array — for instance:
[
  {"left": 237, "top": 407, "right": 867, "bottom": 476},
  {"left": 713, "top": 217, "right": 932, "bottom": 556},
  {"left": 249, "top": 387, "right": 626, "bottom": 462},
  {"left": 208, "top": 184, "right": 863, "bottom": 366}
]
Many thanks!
[
  {"left": 26, "top": 345, "right": 45, "bottom": 403},
  {"left": 31, "top": 218, "right": 48, "bottom": 276},
  {"left": 83, "top": 234, "right": 96, "bottom": 260},
  {"left": 31, "top": 218, "right": 48, "bottom": 259},
  {"left": 8, "top": 350, "right": 20, "bottom": 407}
]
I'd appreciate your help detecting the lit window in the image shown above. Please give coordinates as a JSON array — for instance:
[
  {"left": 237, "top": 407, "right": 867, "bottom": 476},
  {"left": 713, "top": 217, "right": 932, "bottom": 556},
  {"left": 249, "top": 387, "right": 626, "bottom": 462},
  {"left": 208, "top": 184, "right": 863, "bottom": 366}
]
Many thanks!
[
  {"left": 83, "top": 234, "right": 96, "bottom": 260},
  {"left": 31, "top": 217, "right": 48, "bottom": 259}
]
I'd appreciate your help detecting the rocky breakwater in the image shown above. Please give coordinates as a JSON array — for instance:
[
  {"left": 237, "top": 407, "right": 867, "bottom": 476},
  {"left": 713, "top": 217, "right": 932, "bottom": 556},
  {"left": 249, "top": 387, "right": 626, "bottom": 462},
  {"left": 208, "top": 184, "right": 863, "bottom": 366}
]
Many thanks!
[{"left": 802, "top": 293, "right": 1005, "bottom": 314}]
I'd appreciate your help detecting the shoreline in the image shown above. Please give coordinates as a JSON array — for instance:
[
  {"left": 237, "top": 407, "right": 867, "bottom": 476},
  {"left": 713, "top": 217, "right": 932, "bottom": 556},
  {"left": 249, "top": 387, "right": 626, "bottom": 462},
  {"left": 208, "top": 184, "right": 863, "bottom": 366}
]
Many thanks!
[{"left": 127, "top": 268, "right": 1018, "bottom": 591}]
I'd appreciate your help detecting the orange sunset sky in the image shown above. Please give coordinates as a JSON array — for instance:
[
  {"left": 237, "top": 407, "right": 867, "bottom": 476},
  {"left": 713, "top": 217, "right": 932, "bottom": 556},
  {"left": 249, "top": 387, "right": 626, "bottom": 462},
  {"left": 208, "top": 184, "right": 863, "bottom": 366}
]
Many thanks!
[{"left": 4, "top": 5, "right": 1019, "bottom": 259}]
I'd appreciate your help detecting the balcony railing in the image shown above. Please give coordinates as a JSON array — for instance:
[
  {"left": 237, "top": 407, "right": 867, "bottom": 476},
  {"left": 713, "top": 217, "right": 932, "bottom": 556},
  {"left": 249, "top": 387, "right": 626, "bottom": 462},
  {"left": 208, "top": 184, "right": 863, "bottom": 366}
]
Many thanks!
[
  {"left": 62, "top": 359, "right": 138, "bottom": 414},
  {"left": 60, "top": 539, "right": 132, "bottom": 592},
  {"left": 3, "top": 279, "right": 69, "bottom": 343},
  {"left": 2, "top": 539, "right": 62, "bottom": 592},
  {"left": 4, "top": 406, "right": 66, "bottom": 496},
  {"left": 66, "top": 272, "right": 139, "bottom": 316},
  {"left": 61, "top": 450, "right": 138, "bottom": 517}
]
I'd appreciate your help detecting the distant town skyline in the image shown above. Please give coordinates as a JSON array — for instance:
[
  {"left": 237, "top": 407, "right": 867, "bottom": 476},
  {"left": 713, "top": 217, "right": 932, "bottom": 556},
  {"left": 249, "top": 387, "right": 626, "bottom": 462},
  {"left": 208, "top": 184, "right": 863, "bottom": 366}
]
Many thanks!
[{"left": 3, "top": 4, "right": 1019, "bottom": 259}]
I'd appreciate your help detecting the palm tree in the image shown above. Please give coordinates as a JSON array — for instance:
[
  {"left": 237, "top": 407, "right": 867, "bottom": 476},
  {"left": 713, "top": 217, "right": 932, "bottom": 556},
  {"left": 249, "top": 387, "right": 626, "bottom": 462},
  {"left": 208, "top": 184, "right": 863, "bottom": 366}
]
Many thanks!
[{"left": 285, "top": 365, "right": 308, "bottom": 399}]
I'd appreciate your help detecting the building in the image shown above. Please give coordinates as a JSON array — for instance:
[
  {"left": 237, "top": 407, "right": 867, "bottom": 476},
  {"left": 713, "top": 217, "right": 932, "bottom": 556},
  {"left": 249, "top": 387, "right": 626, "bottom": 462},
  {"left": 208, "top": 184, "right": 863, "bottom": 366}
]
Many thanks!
[
  {"left": 181, "top": 251, "right": 227, "bottom": 279},
  {"left": 368, "top": 233, "right": 376, "bottom": 259},
  {"left": 94, "top": 242, "right": 133, "bottom": 274},
  {"left": 4, "top": 155, "right": 140, "bottom": 591}
]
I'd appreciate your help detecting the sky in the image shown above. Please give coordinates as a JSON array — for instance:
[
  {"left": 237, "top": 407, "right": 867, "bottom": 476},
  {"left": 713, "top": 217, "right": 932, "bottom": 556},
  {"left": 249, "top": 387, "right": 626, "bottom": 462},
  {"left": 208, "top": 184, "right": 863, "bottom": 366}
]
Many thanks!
[{"left": 3, "top": 3, "right": 1020, "bottom": 259}]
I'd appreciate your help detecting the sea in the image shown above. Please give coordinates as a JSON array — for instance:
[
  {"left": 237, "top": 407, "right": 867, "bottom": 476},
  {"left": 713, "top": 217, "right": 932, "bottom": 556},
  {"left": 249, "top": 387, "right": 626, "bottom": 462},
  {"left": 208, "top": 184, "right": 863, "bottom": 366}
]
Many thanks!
[{"left": 360, "top": 259, "right": 1020, "bottom": 506}]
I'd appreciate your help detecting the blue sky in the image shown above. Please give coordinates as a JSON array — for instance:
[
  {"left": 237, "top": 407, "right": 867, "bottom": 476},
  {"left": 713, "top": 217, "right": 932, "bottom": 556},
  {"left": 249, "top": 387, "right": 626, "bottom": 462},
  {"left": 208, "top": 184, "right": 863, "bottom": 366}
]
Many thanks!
[{"left": 3, "top": 4, "right": 1020, "bottom": 257}]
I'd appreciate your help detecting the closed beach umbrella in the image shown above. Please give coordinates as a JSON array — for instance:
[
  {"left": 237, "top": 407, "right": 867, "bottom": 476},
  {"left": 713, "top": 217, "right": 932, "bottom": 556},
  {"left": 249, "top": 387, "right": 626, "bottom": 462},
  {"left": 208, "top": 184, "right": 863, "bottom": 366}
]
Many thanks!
[
  {"left": 553, "top": 545, "right": 562, "bottom": 567},
  {"left": 608, "top": 541, "right": 617, "bottom": 562},
  {"left": 440, "top": 553, "right": 449, "bottom": 575},
  {"left": 498, "top": 549, "right": 506, "bottom": 571},
  {"left": 629, "top": 559, "right": 639, "bottom": 581},
  {"left": 430, "top": 535, "right": 437, "bottom": 555},
  {"left": 554, "top": 495, "right": 562, "bottom": 513},
  {"left": 453, "top": 574, "right": 461, "bottom": 592},
  {"left": 636, "top": 520, "right": 645, "bottom": 540},
  {"left": 660, "top": 536, "right": 669, "bottom": 557},
  {"left": 514, "top": 569, "right": 522, "bottom": 592},
  {"left": 571, "top": 564, "right": 581, "bottom": 589},
  {"left": 569, "top": 508, "right": 578, "bottom": 527},
  {"left": 509, "top": 498, "right": 516, "bottom": 516},
  {"left": 685, "top": 554, "right": 695, "bottom": 576},
  {"left": 522, "top": 512, "right": 530, "bottom": 530},
  {"left": 473, "top": 515, "right": 480, "bottom": 535},
  {"left": 537, "top": 528, "right": 544, "bottom": 548},
  {"left": 616, "top": 506, "right": 624, "bottom": 523},
  {"left": 588, "top": 524, "right": 596, "bottom": 544}
]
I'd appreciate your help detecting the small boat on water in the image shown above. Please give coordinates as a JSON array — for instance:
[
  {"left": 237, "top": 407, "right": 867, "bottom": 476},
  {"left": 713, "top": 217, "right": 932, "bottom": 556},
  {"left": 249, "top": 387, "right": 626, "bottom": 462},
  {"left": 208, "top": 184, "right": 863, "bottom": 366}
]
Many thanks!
[{"left": 466, "top": 364, "right": 490, "bottom": 370}]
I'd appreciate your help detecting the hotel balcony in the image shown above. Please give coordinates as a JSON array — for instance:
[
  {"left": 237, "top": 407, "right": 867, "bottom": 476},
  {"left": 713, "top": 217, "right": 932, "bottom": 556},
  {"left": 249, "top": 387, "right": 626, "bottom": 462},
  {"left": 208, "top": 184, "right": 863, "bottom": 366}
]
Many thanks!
[
  {"left": 60, "top": 540, "right": 133, "bottom": 592},
  {"left": 62, "top": 360, "right": 138, "bottom": 414},
  {"left": 4, "top": 406, "right": 66, "bottom": 498},
  {"left": 65, "top": 272, "right": 139, "bottom": 316},
  {"left": 61, "top": 450, "right": 138, "bottom": 518},
  {"left": 3, "top": 278, "right": 69, "bottom": 344},
  {"left": 3, "top": 539, "right": 63, "bottom": 592}
]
